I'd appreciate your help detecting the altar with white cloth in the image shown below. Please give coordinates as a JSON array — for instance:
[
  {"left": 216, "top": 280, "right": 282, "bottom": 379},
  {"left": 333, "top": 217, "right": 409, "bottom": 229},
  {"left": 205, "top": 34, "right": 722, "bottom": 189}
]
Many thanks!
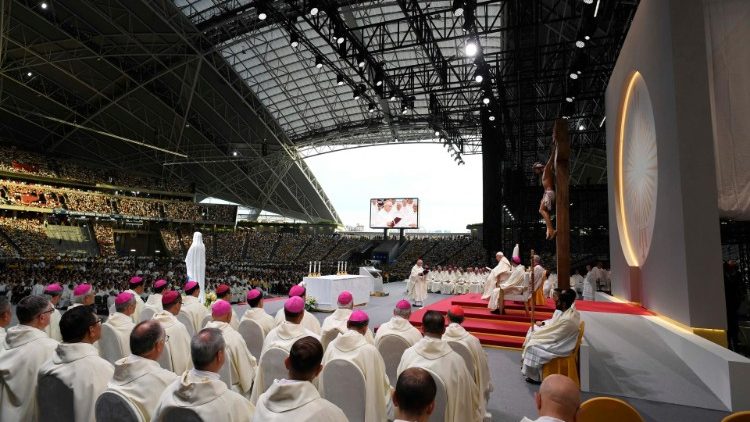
[{"left": 303, "top": 275, "right": 371, "bottom": 311}]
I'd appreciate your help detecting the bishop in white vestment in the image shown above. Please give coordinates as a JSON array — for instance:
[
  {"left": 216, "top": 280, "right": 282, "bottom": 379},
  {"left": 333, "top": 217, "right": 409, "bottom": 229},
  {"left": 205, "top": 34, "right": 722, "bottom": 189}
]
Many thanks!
[
  {"left": 273, "top": 285, "right": 321, "bottom": 335},
  {"left": 43, "top": 283, "right": 64, "bottom": 341},
  {"left": 206, "top": 300, "right": 257, "bottom": 395},
  {"left": 241, "top": 289, "right": 275, "bottom": 337},
  {"left": 180, "top": 281, "right": 208, "bottom": 333},
  {"left": 374, "top": 300, "right": 423, "bottom": 347},
  {"left": 153, "top": 291, "right": 193, "bottom": 375},
  {"left": 101, "top": 292, "right": 137, "bottom": 363},
  {"left": 408, "top": 259, "right": 428, "bottom": 306},
  {"left": 126, "top": 276, "right": 147, "bottom": 324},
  {"left": 320, "top": 290, "right": 374, "bottom": 348},
  {"left": 143, "top": 279, "right": 168, "bottom": 315}
]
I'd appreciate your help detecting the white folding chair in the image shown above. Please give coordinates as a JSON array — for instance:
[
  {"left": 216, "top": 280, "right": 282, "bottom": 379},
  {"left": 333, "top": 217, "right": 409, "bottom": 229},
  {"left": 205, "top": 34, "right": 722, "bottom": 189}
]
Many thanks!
[
  {"left": 160, "top": 407, "right": 203, "bottom": 422},
  {"left": 218, "top": 347, "right": 234, "bottom": 389},
  {"left": 100, "top": 323, "right": 126, "bottom": 364},
  {"left": 238, "top": 319, "right": 264, "bottom": 360},
  {"left": 448, "top": 341, "right": 476, "bottom": 381},
  {"left": 377, "top": 335, "right": 411, "bottom": 386},
  {"left": 320, "top": 328, "right": 341, "bottom": 350},
  {"left": 177, "top": 312, "right": 195, "bottom": 338},
  {"left": 200, "top": 314, "right": 212, "bottom": 328},
  {"left": 156, "top": 342, "right": 174, "bottom": 372},
  {"left": 320, "top": 359, "right": 367, "bottom": 422},
  {"left": 95, "top": 390, "right": 144, "bottom": 422},
  {"left": 139, "top": 307, "right": 155, "bottom": 322},
  {"left": 260, "top": 347, "right": 289, "bottom": 394},
  {"left": 425, "top": 369, "right": 448, "bottom": 422},
  {"left": 37, "top": 374, "right": 75, "bottom": 422}
]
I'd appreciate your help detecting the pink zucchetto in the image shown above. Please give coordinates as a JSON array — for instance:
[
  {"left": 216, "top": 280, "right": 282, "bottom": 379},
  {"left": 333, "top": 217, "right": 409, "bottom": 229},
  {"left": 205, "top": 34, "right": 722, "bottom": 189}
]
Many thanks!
[
  {"left": 289, "top": 285, "right": 306, "bottom": 298},
  {"left": 154, "top": 279, "right": 167, "bottom": 289},
  {"left": 337, "top": 291, "right": 353, "bottom": 305},
  {"left": 115, "top": 292, "right": 134, "bottom": 305},
  {"left": 129, "top": 276, "right": 144, "bottom": 286},
  {"left": 349, "top": 310, "right": 369, "bottom": 323},
  {"left": 396, "top": 300, "right": 411, "bottom": 310},
  {"left": 512, "top": 256, "right": 521, "bottom": 265},
  {"left": 44, "top": 283, "right": 63, "bottom": 294},
  {"left": 73, "top": 284, "right": 92, "bottom": 296},
  {"left": 247, "top": 289, "right": 262, "bottom": 301},
  {"left": 161, "top": 290, "right": 180, "bottom": 306},
  {"left": 184, "top": 281, "right": 198, "bottom": 292},
  {"left": 284, "top": 296, "right": 305, "bottom": 314},
  {"left": 211, "top": 300, "right": 232, "bottom": 318},
  {"left": 216, "top": 284, "right": 230, "bottom": 295}
]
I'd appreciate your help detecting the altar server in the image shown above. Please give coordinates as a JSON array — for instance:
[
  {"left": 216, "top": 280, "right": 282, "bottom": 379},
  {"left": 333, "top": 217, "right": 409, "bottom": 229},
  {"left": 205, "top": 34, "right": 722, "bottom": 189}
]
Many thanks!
[
  {"left": 409, "top": 259, "right": 428, "bottom": 307},
  {"left": 153, "top": 290, "right": 192, "bottom": 375},
  {"left": 38, "top": 305, "right": 114, "bottom": 422},
  {"left": 320, "top": 290, "right": 374, "bottom": 348},
  {"left": 144, "top": 279, "right": 168, "bottom": 314},
  {"left": 321, "top": 310, "right": 392, "bottom": 422},
  {"left": 43, "top": 282, "right": 63, "bottom": 341},
  {"left": 101, "top": 292, "right": 137, "bottom": 363},
  {"left": 153, "top": 328, "right": 254, "bottom": 421},
  {"left": 254, "top": 336, "right": 347, "bottom": 421},
  {"left": 241, "top": 288, "right": 275, "bottom": 337},
  {"left": 0, "top": 295, "right": 58, "bottom": 421},
  {"left": 206, "top": 300, "right": 257, "bottom": 395},
  {"left": 273, "top": 285, "right": 321, "bottom": 335},
  {"left": 482, "top": 252, "right": 511, "bottom": 300},
  {"left": 180, "top": 280, "right": 207, "bottom": 333},
  {"left": 126, "top": 276, "right": 147, "bottom": 323},
  {"left": 374, "top": 300, "right": 423, "bottom": 347},
  {"left": 444, "top": 306, "right": 493, "bottom": 418},
  {"left": 215, "top": 284, "right": 240, "bottom": 330},
  {"left": 397, "top": 310, "right": 481, "bottom": 422}
]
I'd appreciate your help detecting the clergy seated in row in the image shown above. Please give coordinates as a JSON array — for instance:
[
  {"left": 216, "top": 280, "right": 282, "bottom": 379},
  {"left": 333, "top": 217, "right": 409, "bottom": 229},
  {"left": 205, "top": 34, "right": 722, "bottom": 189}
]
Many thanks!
[
  {"left": 71, "top": 283, "right": 96, "bottom": 308},
  {"left": 254, "top": 336, "right": 347, "bottom": 421},
  {"left": 393, "top": 368, "right": 438, "bottom": 422},
  {"left": 241, "top": 288, "right": 276, "bottom": 337},
  {"left": 215, "top": 284, "right": 240, "bottom": 329},
  {"left": 444, "top": 306, "right": 493, "bottom": 419},
  {"left": 0, "top": 295, "right": 58, "bottom": 421},
  {"left": 153, "top": 290, "right": 193, "bottom": 375},
  {"left": 153, "top": 328, "right": 255, "bottom": 421},
  {"left": 0, "top": 296, "right": 10, "bottom": 351},
  {"left": 321, "top": 310, "right": 393, "bottom": 422},
  {"left": 488, "top": 253, "right": 526, "bottom": 315},
  {"left": 206, "top": 299, "right": 257, "bottom": 396},
  {"left": 375, "top": 300, "right": 423, "bottom": 347},
  {"left": 253, "top": 296, "right": 321, "bottom": 404},
  {"left": 522, "top": 289, "right": 580, "bottom": 384},
  {"left": 398, "top": 310, "right": 481, "bottom": 422},
  {"left": 43, "top": 283, "right": 64, "bottom": 341},
  {"left": 180, "top": 281, "right": 207, "bottom": 334},
  {"left": 126, "top": 276, "right": 147, "bottom": 324},
  {"left": 101, "top": 292, "right": 137, "bottom": 363},
  {"left": 143, "top": 279, "right": 168, "bottom": 315},
  {"left": 320, "top": 290, "right": 375, "bottom": 349},
  {"left": 106, "top": 320, "right": 178, "bottom": 422},
  {"left": 521, "top": 374, "right": 580, "bottom": 422},
  {"left": 39, "top": 305, "right": 114, "bottom": 422},
  {"left": 482, "top": 252, "right": 511, "bottom": 300},
  {"left": 274, "top": 285, "right": 322, "bottom": 335}
]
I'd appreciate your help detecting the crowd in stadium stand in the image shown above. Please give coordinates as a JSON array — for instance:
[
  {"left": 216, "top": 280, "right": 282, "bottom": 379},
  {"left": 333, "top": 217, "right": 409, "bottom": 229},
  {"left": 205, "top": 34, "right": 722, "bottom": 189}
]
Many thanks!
[
  {"left": 160, "top": 228, "right": 187, "bottom": 256},
  {"left": 215, "top": 230, "right": 246, "bottom": 261},
  {"left": 297, "top": 234, "right": 340, "bottom": 262},
  {"left": 0, "top": 216, "right": 56, "bottom": 257},
  {"left": 93, "top": 224, "right": 116, "bottom": 257},
  {"left": 270, "top": 233, "right": 311, "bottom": 262},
  {"left": 245, "top": 232, "right": 278, "bottom": 262}
]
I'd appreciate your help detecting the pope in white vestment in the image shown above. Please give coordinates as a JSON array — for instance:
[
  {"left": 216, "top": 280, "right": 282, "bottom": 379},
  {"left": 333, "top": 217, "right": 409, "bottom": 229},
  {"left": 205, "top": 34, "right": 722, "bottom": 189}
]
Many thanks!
[
  {"left": 254, "top": 379, "right": 348, "bottom": 421},
  {"left": 0, "top": 324, "right": 58, "bottom": 421},
  {"left": 206, "top": 317, "right": 258, "bottom": 395},
  {"left": 482, "top": 252, "right": 512, "bottom": 299},
  {"left": 321, "top": 328, "right": 392, "bottom": 422},
  {"left": 39, "top": 342, "right": 115, "bottom": 422},
  {"left": 153, "top": 369, "right": 254, "bottom": 422},
  {"left": 107, "top": 354, "right": 178, "bottom": 422},
  {"left": 397, "top": 336, "right": 481, "bottom": 422},
  {"left": 443, "top": 314, "right": 493, "bottom": 417},
  {"left": 409, "top": 260, "right": 428, "bottom": 305},
  {"left": 153, "top": 309, "right": 193, "bottom": 375},
  {"left": 488, "top": 262, "right": 527, "bottom": 312}
]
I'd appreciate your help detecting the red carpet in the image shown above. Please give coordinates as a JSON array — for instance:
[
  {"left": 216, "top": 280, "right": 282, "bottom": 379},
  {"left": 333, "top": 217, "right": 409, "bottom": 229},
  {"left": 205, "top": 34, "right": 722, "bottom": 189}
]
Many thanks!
[{"left": 409, "top": 293, "right": 654, "bottom": 349}]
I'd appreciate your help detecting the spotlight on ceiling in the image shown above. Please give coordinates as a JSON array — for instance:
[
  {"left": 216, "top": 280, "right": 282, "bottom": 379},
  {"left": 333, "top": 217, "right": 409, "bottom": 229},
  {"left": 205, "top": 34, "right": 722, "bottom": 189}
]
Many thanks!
[
  {"left": 489, "top": 115, "right": 496, "bottom": 121},
  {"left": 357, "top": 54, "right": 365, "bottom": 69},
  {"left": 290, "top": 33, "right": 299, "bottom": 48},
  {"left": 434, "top": 130, "right": 440, "bottom": 137},
  {"left": 375, "top": 69, "right": 383, "bottom": 87},
  {"left": 390, "top": 94, "right": 397, "bottom": 101},
  {"left": 583, "top": 0, "right": 594, "bottom": 4},
  {"left": 569, "top": 72, "right": 579, "bottom": 80},
  {"left": 258, "top": 10, "right": 267, "bottom": 20},
  {"left": 40, "top": 2, "right": 48, "bottom": 9},
  {"left": 579, "top": 124, "right": 586, "bottom": 130},
  {"left": 575, "top": 40, "right": 585, "bottom": 48},
  {"left": 336, "top": 74, "right": 344, "bottom": 86},
  {"left": 585, "top": 35, "right": 590, "bottom": 40},
  {"left": 474, "top": 74, "right": 483, "bottom": 83},
  {"left": 368, "top": 103, "right": 376, "bottom": 113},
  {"left": 566, "top": 96, "right": 574, "bottom": 103},
  {"left": 232, "top": 151, "right": 238, "bottom": 157},
  {"left": 27, "top": 71, "right": 32, "bottom": 77},
  {"left": 353, "top": 90, "right": 360, "bottom": 100},
  {"left": 310, "top": 6, "right": 319, "bottom": 16},
  {"left": 465, "top": 40, "right": 478, "bottom": 57},
  {"left": 482, "top": 96, "right": 490, "bottom": 105},
  {"left": 315, "top": 56, "right": 323, "bottom": 69},
  {"left": 452, "top": 0, "right": 464, "bottom": 17}
]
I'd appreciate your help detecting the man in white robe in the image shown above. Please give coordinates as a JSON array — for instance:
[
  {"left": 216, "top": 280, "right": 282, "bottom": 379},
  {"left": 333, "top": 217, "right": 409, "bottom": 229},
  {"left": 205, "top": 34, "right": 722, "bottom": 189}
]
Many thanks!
[
  {"left": 71, "top": 283, "right": 95, "bottom": 308},
  {"left": 482, "top": 252, "right": 512, "bottom": 299},
  {"left": 185, "top": 231, "right": 206, "bottom": 303},
  {"left": 393, "top": 368, "right": 437, "bottom": 422},
  {"left": 143, "top": 279, "right": 168, "bottom": 315},
  {"left": 254, "top": 336, "right": 347, "bottom": 421},
  {"left": 253, "top": 296, "right": 320, "bottom": 404},
  {"left": 38, "top": 305, "right": 114, "bottom": 422},
  {"left": 397, "top": 310, "right": 481, "bottom": 422},
  {"left": 320, "top": 290, "right": 374, "bottom": 349},
  {"left": 409, "top": 259, "right": 428, "bottom": 307},
  {"left": 101, "top": 292, "right": 137, "bottom": 363},
  {"left": 488, "top": 248, "right": 527, "bottom": 314},
  {"left": 152, "top": 290, "right": 193, "bottom": 375},
  {"left": 206, "top": 300, "right": 257, "bottom": 396},
  {"left": 443, "top": 306, "right": 493, "bottom": 419},
  {"left": 273, "top": 285, "right": 321, "bottom": 335},
  {"left": 153, "top": 328, "right": 254, "bottom": 421},
  {"left": 570, "top": 269, "right": 584, "bottom": 296},
  {"left": 0, "top": 297, "right": 10, "bottom": 351},
  {"left": 125, "top": 276, "right": 147, "bottom": 323},
  {"left": 43, "top": 283, "right": 64, "bottom": 341},
  {"left": 215, "top": 284, "right": 240, "bottom": 329},
  {"left": 240, "top": 288, "right": 275, "bottom": 337},
  {"left": 0, "top": 295, "right": 58, "bottom": 421},
  {"left": 522, "top": 289, "right": 581, "bottom": 383},
  {"left": 321, "top": 310, "right": 392, "bottom": 422},
  {"left": 180, "top": 280, "right": 208, "bottom": 333},
  {"left": 106, "top": 320, "right": 178, "bottom": 422},
  {"left": 520, "top": 374, "right": 580, "bottom": 422},
  {"left": 374, "top": 300, "right": 422, "bottom": 347}
]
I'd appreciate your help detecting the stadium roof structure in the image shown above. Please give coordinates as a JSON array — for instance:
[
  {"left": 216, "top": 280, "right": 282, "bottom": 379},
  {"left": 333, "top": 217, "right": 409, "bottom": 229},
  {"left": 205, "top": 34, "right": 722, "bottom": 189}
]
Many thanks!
[{"left": 0, "top": 0, "right": 636, "bottom": 222}]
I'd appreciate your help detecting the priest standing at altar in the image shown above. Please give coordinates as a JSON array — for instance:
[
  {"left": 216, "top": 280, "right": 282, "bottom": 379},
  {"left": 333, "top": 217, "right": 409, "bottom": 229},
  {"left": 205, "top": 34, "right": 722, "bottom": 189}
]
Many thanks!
[
  {"left": 409, "top": 259, "right": 428, "bottom": 307},
  {"left": 482, "top": 252, "right": 511, "bottom": 300}
]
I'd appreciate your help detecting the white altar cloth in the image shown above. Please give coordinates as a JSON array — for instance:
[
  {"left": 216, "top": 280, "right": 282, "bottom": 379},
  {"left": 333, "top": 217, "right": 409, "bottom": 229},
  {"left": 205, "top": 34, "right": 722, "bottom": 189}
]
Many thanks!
[{"left": 303, "top": 275, "right": 371, "bottom": 311}]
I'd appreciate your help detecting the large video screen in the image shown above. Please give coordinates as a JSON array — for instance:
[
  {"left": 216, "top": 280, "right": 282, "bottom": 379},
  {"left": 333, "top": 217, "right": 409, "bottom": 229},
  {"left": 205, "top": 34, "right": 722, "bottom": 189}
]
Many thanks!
[{"left": 369, "top": 198, "right": 419, "bottom": 229}]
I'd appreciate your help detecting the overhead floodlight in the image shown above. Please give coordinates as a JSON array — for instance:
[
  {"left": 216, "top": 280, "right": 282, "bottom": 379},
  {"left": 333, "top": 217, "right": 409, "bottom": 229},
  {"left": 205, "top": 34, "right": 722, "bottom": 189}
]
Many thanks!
[
  {"left": 336, "top": 74, "right": 344, "bottom": 86},
  {"left": 434, "top": 130, "right": 440, "bottom": 137},
  {"left": 482, "top": 96, "right": 490, "bottom": 105},
  {"left": 579, "top": 124, "right": 586, "bottom": 131},
  {"left": 290, "top": 33, "right": 299, "bottom": 48},
  {"left": 258, "top": 10, "right": 267, "bottom": 20},
  {"left": 569, "top": 72, "right": 579, "bottom": 80},
  {"left": 465, "top": 40, "right": 478, "bottom": 57},
  {"left": 368, "top": 103, "right": 376, "bottom": 113},
  {"left": 357, "top": 54, "right": 366, "bottom": 69},
  {"left": 575, "top": 40, "right": 585, "bottom": 48},
  {"left": 585, "top": 35, "right": 590, "bottom": 40},
  {"left": 583, "top": 0, "right": 594, "bottom": 4},
  {"left": 489, "top": 115, "right": 496, "bottom": 121},
  {"left": 315, "top": 55, "right": 323, "bottom": 69},
  {"left": 452, "top": 0, "right": 464, "bottom": 17},
  {"left": 390, "top": 94, "right": 397, "bottom": 101},
  {"left": 40, "top": 2, "right": 48, "bottom": 9},
  {"left": 566, "top": 96, "right": 574, "bottom": 103},
  {"left": 310, "top": 6, "right": 319, "bottom": 15},
  {"left": 353, "top": 90, "right": 360, "bottom": 100},
  {"left": 232, "top": 151, "right": 238, "bottom": 157},
  {"left": 474, "top": 73, "right": 483, "bottom": 83},
  {"left": 27, "top": 71, "right": 32, "bottom": 77}
]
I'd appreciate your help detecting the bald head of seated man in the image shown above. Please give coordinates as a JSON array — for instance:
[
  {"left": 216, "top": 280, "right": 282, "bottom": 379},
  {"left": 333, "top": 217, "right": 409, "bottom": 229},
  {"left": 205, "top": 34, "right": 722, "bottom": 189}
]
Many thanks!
[{"left": 526, "top": 374, "right": 580, "bottom": 422}]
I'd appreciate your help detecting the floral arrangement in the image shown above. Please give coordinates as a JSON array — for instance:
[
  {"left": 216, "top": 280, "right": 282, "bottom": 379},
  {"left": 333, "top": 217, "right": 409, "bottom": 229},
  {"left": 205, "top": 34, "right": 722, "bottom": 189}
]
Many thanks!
[
  {"left": 305, "top": 296, "right": 318, "bottom": 312},
  {"left": 204, "top": 291, "right": 217, "bottom": 308}
]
